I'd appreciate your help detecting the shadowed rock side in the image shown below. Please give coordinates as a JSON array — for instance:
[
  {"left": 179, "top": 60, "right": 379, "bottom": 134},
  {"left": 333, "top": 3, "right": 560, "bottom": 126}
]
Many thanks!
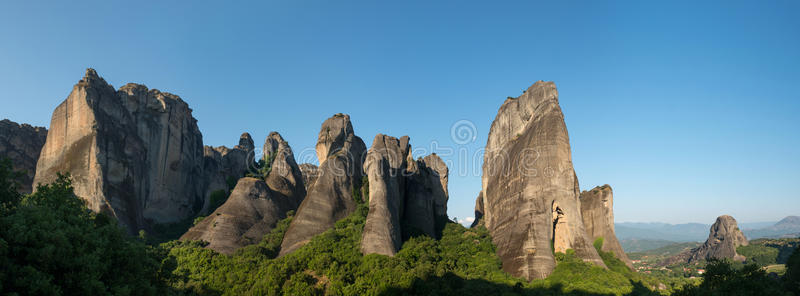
[
  {"left": 580, "top": 185, "right": 633, "bottom": 269},
  {"left": 361, "top": 134, "right": 451, "bottom": 256},
  {"left": 263, "top": 132, "right": 306, "bottom": 201},
  {"left": 200, "top": 132, "right": 255, "bottom": 214},
  {"left": 470, "top": 191, "right": 484, "bottom": 228},
  {"left": 298, "top": 163, "right": 319, "bottom": 191},
  {"left": 183, "top": 132, "right": 305, "bottom": 254},
  {"left": 480, "top": 81, "right": 604, "bottom": 280},
  {"left": 404, "top": 153, "right": 449, "bottom": 239},
  {"left": 0, "top": 119, "right": 47, "bottom": 193},
  {"left": 361, "top": 134, "right": 410, "bottom": 256},
  {"left": 689, "top": 215, "right": 749, "bottom": 263},
  {"left": 279, "top": 114, "right": 367, "bottom": 256},
  {"left": 34, "top": 69, "right": 208, "bottom": 233},
  {"left": 180, "top": 177, "right": 302, "bottom": 254}
]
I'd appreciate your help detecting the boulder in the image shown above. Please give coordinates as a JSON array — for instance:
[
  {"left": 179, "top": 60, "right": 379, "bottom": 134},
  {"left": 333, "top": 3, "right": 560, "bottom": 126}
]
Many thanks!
[
  {"left": 279, "top": 114, "right": 367, "bottom": 256},
  {"left": 580, "top": 185, "right": 633, "bottom": 269},
  {"left": 180, "top": 177, "right": 302, "bottom": 254},
  {"left": 33, "top": 69, "right": 206, "bottom": 233},
  {"left": 0, "top": 119, "right": 47, "bottom": 193},
  {"left": 361, "top": 134, "right": 410, "bottom": 256},
  {"left": 479, "top": 81, "right": 604, "bottom": 280}
]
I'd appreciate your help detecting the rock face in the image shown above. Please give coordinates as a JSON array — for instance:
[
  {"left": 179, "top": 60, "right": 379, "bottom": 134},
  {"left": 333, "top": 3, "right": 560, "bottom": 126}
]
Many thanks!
[
  {"left": 359, "top": 134, "right": 451, "bottom": 256},
  {"left": 200, "top": 133, "right": 255, "bottom": 213},
  {"left": 479, "top": 81, "right": 605, "bottom": 280},
  {"left": 403, "top": 153, "right": 449, "bottom": 239},
  {"left": 687, "top": 215, "right": 749, "bottom": 263},
  {"left": 0, "top": 119, "right": 47, "bottom": 193},
  {"left": 279, "top": 114, "right": 367, "bottom": 256},
  {"left": 182, "top": 131, "right": 305, "bottom": 254},
  {"left": 180, "top": 177, "right": 302, "bottom": 254},
  {"left": 361, "top": 134, "right": 411, "bottom": 256},
  {"left": 33, "top": 69, "right": 207, "bottom": 233},
  {"left": 470, "top": 191, "right": 484, "bottom": 228},
  {"left": 298, "top": 163, "right": 319, "bottom": 191},
  {"left": 580, "top": 185, "right": 633, "bottom": 269}
]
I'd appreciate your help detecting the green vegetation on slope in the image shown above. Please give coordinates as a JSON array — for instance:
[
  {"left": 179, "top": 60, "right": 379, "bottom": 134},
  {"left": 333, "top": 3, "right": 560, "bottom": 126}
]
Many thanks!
[
  {"left": 0, "top": 159, "right": 171, "bottom": 295},
  {"left": 2, "top": 157, "right": 799, "bottom": 295}
]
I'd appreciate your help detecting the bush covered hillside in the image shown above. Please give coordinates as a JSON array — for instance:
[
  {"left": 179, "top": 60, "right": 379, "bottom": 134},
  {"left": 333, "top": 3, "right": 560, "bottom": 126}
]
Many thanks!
[{"left": 2, "top": 158, "right": 800, "bottom": 295}]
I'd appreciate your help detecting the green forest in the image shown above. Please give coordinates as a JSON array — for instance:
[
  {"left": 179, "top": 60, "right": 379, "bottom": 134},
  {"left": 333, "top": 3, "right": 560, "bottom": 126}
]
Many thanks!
[{"left": 1, "top": 158, "right": 799, "bottom": 296}]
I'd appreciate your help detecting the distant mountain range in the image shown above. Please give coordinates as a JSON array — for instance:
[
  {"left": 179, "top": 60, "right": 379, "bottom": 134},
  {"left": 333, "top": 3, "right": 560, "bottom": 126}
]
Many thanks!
[{"left": 616, "top": 216, "right": 800, "bottom": 252}]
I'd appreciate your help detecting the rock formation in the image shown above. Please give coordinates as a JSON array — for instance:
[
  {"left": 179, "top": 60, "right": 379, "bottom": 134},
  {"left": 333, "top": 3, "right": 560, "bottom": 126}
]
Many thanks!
[
  {"left": 361, "top": 134, "right": 411, "bottom": 255},
  {"left": 478, "top": 81, "right": 605, "bottom": 280},
  {"left": 298, "top": 163, "right": 319, "bottom": 191},
  {"left": 358, "top": 133, "right": 451, "bottom": 256},
  {"left": 180, "top": 177, "right": 303, "bottom": 254},
  {"left": 181, "top": 132, "right": 305, "bottom": 254},
  {"left": 580, "top": 185, "right": 633, "bottom": 269},
  {"left": 33, "top": 69, "right": 208, "bottom": 233},
  {"left": 403, "top": 153, "right": 449, "bottom": 239},
  {"left": 0, "top": 119, "right": 47, "bottom": 193},
  {"left": 470, "top": 191, "right": 484, "bottom": 228},
  {"left": 200, "top": 132, "right": 255, "bottom": 213},
  {"left": 687, "top": 215, "right": 749, "bottom": 263},
  {"left": 279, "top": 114, "right": 367, "bottom": 256}
]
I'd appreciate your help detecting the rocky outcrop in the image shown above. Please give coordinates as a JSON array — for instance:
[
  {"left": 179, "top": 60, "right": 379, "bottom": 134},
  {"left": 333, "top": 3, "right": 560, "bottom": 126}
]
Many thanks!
[
  {"left": 479, "top": 81, "right": 605, "bottom": 280},
  {"left": 182, "top": 132, "right": 305, "bottom": 254},
  {"left": 359, "top": 134, "right": 451, "bottom": 256},
  {"left": 0, "top": 119, "right": 47, "bottom": 193},
  {"left": 279, "top": 114, "right": 367, "bottom": 256},
  {"left": 361, "top": 134, "right": 411, "bottom": 256},
  {"left": 33, "top": 69, "right": 207, "bottom": 233},
  {"left": 403, "top": 153, "right": 449, "bottom": 239},
  {"left": 580, "top": 185, "right": 633, "bottom": 269},
  {"left": 180, "top": 177, "right": 302, "bottom": 254},
  {"left": 298, "top": 163, "right": 319, "bottom": 191},
  {"left": 200, "top": 133, "right": 255, "bottom": 213},
  {"left": 688, "top": 215, "right": 749, "bottom": 263},
  {"left": 470, "top": 191, "right": 484, "bottom": 228}
]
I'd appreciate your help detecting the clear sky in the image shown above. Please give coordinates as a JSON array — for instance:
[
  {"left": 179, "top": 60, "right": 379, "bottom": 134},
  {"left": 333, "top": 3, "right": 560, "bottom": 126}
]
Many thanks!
[{"left": 1, "top": 1, "right": 798, "bottom": 225}]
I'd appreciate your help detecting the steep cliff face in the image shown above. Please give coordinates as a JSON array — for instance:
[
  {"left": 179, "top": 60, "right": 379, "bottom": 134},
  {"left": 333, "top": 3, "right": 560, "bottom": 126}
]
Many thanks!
[
  {"left": 279, "top": 114, "right": 367, "bottom": 256},
  {"left": 479, "top": 81, "right": 604, "bottom": 280},
  {"left": 360, "top": 134, "right": 450, "bottom": 256},
  {"left": 298, "top": 163, "right": 319, "bottom": 190},
  {"left": 688, "top": 215, "right": 749, "bottom": 263},
  {"left": 404, "top": 153, "right": 449, "bottom": 239},
  {"left": 33, "top": 69, "right": 207, "bottom": 233},
  {"left": 200, "top": 132, "right": 255, "bottom": 214},
  {"left": 0, "top": 119, "right": 47, "bottom": 193},
  {"left": 361, "top": 134, "right": 410, "bottom": 256},
  {"left": 580, "top": 185, "right": 633, "bottom": 269}
]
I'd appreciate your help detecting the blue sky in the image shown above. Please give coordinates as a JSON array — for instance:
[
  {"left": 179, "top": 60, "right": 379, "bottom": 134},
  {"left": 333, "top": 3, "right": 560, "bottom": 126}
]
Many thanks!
[{"left": 1, "top": 1, "right": 798, "bottom": 224}]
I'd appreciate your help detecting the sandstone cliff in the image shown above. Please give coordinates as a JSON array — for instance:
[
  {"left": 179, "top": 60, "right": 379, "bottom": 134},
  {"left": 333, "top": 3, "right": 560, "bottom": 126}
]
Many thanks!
[
  {"left": 279, "top": 114, "right": 367, "bottom": 256},
  {"left": 0, "top": 119, "right": 47, "bottom": 193},
  {"left": 200, "top": 132, "right": 255, "bottom": 214},
  {"left": 479, "top": 81, "right": 605, "bottom": 280},
  {"left": 580, "top": 185, "right": 633, "bottom": 269},
  {"left": 34, "top": 69, "right": 209, "bottom": 233}
]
